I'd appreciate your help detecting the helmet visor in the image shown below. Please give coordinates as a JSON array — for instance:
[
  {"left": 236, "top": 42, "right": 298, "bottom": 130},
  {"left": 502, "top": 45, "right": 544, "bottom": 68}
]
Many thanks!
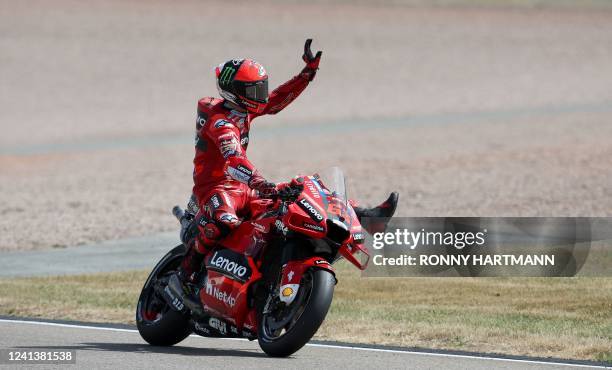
[{"left": 234, "top": 79, "right": 269, "bottom": 103}]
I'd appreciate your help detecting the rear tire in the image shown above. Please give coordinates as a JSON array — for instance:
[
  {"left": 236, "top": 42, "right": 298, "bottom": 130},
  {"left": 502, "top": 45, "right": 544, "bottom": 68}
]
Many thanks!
[
  {"left": 136, "top": 245, "right": 192, "bottom": 346},
  {"left": 258, "top": 269, "right": 335, "bottom": 357}
]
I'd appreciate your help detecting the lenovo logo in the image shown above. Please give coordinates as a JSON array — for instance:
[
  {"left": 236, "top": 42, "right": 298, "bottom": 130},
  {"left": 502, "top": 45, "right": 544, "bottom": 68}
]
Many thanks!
[{"left": 298, "top": 198, "right": 324, "bottom": 222}]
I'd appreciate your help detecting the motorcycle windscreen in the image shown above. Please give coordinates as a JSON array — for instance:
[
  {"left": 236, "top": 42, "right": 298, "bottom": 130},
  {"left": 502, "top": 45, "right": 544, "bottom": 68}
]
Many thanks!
[
  {"left": 316, "top": 166, "right": 352, "bottom": 232},
  {"left": 317, "top": 167, "right": 347, "bottom": 207}
]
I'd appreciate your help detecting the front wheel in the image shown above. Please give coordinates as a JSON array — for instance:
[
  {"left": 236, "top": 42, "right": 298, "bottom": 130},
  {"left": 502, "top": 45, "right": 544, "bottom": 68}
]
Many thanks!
[
  {"left": 136, "top": 244, "right": 192, "bottom": 346},
  {"left": 258, "top": 269, "right": 335, "bottom": 357}
]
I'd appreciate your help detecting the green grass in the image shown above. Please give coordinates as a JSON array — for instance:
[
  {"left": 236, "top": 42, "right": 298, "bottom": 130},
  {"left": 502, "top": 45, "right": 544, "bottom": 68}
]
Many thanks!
[
  {"left": 0, "top": 264, "right": 610, "bottom": 362},
  {"left": 596, "top": 351, "right": 612, "bottom": 363}
]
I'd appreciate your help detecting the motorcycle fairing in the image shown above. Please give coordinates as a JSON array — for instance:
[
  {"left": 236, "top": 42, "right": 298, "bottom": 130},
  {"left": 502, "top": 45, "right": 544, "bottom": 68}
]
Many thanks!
[{"left": 199, "top": 247, "right": 262, "bottom": 328}]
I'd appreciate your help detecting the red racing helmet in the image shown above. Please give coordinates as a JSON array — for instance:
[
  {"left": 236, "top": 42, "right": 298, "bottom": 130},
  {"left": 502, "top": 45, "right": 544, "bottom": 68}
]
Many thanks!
[{"left": 215, "top": 59, "right": 269, "bottom": 114}]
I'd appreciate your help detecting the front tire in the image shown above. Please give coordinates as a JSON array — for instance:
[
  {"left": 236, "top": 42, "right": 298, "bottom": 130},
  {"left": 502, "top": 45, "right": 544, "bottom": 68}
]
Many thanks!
[
  {"left": 136, "top": 244, "right": 192, "bottom": 346},
  {"left": 258, "top": 269, "right": 335, "bottom": 357}
]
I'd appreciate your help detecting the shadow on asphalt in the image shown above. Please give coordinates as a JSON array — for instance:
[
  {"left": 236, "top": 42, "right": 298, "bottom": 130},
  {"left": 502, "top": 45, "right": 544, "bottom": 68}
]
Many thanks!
[{"left": 15, "top": 343, "right": 270, "bottom": 358}]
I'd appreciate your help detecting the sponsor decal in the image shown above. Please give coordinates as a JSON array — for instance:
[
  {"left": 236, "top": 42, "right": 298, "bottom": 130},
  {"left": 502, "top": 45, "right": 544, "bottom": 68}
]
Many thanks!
[
  {"left": 219, "top": 134, "right": 239, "bottom": 158},
  {"left": 241, "top": 99, "right": 257, "bottom": 108},
  {"left": 164, "top": 286, "right": 184, "bottom": 311},
  {"left": 227, "top": 166, "right": 251, "bottom": 184},
  {"left": 287, "top": 270, "right": 294, "bottom": 282},
  {"left": 275, "top": 219, "right": 288, "bottom": 235},
  {"left": 197, "top": 114, "right": 207, "bottom": 129},
  {"left": 298, "top": 198, "right": 324, "bottom": 222},
  {"left": 205, "top": 281, "right": 237, "bottom": 307},
  {"left": 353, "top": 232, "right": 365, "bottom": 244},
  {"left": 306, "top": 180, "right": 321, "bottom": 199},
  {"left": 303, "top": 222, "right": 324, "bottom": 232},
  {"left": 220, "top": 90, "right": 237, "bottom": 102},
  {"left": 194, "top": 322, "right": 211, "bottom": 335},
  {"left": 207, "top": 249, "right": 252, "bottom": 282},
  {"left": 240, "top": 133, "right": 249, "bottom": 148},
  {"left": 279, "top": 283, "right": 299, "bottom": 304},
  {"left": 282, "top": 287, "right": 293, "bottom": 297},
  {"left": 214, "top": 119, "right": 233, "bottom": 129},
  {"left": 257, "top": 64, "right": 266, "bottom": 77},
  {"left": 236, "top": 164, "right": 252, "bottom": 177},
  {"left": 209, "top": 317, "right": 227, "bottom": 335},
  {"left": 314, "top": 259, "right": 328, "bottom": 265},
  {"left": 208, "top": 194, "right": 223, "bottom": 211},
  {"left": 219, "top": 213, "right": 240, "bottom": 225},
  {"left": 219, "top": 66, "right": 236, "bottom": 86}
]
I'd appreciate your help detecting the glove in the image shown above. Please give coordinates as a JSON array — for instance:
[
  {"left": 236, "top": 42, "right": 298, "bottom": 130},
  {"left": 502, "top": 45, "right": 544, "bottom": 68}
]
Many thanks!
[
  {"left": 249, "top": 175, "right": 278, "bottom": 198},
  {"left": 276, "top": 178, "right": 304, "bottom": 201},
  {"left": 256, "top": 181, "right": 278, "bottom": 198},
  {"left": 301, "top": 38, "right": 322, "bottom": 82}
]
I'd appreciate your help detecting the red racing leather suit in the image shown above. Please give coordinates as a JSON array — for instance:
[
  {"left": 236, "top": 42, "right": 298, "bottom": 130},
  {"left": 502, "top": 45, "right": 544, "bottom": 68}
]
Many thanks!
[{"left": 191, "top": 71, "right": 311, "bottom": 253}]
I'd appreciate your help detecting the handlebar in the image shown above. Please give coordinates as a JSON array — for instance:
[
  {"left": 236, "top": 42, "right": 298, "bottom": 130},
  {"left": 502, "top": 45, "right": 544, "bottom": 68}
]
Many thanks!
[
  {"left": 172, "top": 181, "right": 303, "bottom": 223},
  {"left": 272, "top": 183, "right": 304, "bottom": 217},
  {"left": 277, "top": 183, "right": 304, "bottom": 203}
]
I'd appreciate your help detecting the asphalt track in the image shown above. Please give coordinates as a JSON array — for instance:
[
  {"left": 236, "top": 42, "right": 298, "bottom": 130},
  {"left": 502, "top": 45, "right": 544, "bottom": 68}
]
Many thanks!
[
  {"left": 0, "top": 318, "right": 608, "bottom": 369},
  {"left": 0, "top": 232, "right": 177, "bottom": 278}
]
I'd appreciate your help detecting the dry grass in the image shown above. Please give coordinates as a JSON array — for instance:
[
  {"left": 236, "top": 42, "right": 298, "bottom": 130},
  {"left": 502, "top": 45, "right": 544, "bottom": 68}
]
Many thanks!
[
  {"left": 0, "top": 266, "right": 610, "bottom": 362},
  {"left": 321, "top": 262, "right": 612, "bottom": 362}
]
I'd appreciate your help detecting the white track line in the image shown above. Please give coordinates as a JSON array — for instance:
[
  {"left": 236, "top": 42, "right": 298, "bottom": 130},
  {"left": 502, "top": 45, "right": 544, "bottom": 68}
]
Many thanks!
[{"left": 0, "top": 318, "right": 608, "bottom": 369}]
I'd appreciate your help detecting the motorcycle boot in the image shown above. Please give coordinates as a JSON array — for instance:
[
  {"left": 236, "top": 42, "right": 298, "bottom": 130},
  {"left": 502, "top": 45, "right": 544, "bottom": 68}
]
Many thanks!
[
  {"left": 353, "top": 192, "right": 399, "bottom": 234},
  {"left": 167, "top": 242, "right": 206, "bottom": 315}
]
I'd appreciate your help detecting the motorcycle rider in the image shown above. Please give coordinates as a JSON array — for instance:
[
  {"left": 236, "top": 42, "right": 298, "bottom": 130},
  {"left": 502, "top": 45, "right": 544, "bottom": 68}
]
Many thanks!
[{"left": 175, "top": 39, "right": 398, "bottom": 288}]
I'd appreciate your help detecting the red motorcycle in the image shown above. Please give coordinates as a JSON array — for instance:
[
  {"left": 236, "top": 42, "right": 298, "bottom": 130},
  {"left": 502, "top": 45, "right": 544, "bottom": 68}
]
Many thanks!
[{"left": 136, "top": 168, "right": 370, "bottom": 357}]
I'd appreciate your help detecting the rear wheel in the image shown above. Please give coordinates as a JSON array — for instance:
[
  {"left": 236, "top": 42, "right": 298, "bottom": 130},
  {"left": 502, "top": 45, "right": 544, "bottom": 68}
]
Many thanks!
[
  {"left": 136, "top": 245, "right": 191, "bottom": 346},
  {"left": 257, "top": 269, "right": 335, "bottom": 357}
]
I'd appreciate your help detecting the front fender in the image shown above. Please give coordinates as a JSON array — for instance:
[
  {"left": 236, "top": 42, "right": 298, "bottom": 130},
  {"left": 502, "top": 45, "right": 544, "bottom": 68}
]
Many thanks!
[{"left": 278, "top": 257, "right": 335, "bottom": 305}]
